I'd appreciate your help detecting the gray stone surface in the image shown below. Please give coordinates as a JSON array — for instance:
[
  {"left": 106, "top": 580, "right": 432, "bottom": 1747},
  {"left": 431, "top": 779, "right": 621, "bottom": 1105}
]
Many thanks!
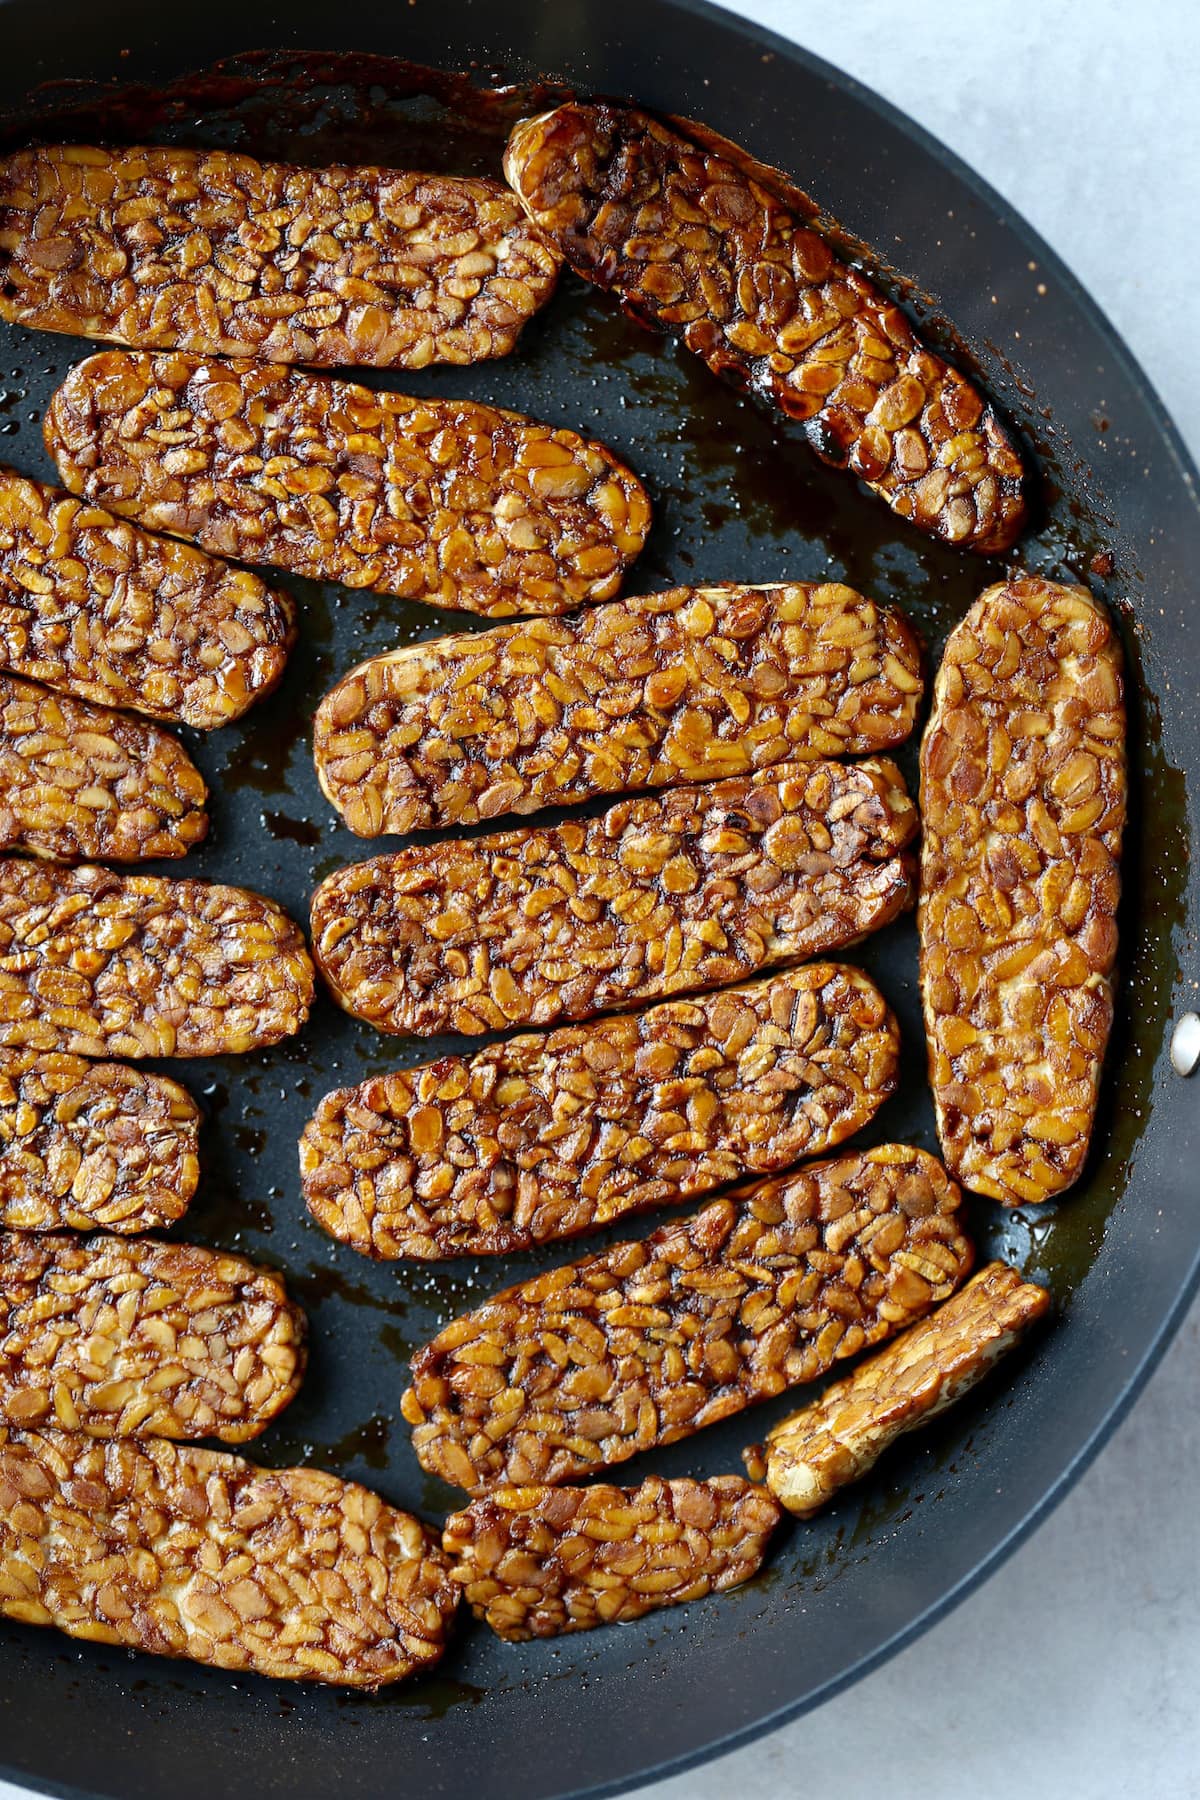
[{"left": 0, "top": 4, "right": 1196, "bottom": 1797}]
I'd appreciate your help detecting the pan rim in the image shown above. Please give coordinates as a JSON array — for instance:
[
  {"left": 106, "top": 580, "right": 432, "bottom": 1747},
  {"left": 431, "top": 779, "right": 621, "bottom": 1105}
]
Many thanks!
[{"left": 0, "top": 3, "right": 1196, "bottom": 1797}]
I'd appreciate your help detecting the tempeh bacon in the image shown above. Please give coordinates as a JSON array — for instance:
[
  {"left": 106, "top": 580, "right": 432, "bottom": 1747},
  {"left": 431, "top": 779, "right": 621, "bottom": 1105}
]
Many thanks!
[
  {"left": 310, "top": 758, "right": 917, "bottom": 1038},
  {"left": 0, "top": 1427, "right": 458, "bottom": 1685},
  {"left": 300, "top": 964, "right": 899, "bottom": 1259},
  {"left": 313, "top": 581, "right": 923, "bottom": 835},
  {"left": 0, "top": 1051, "right": 200, "bottom": 1233},
  {"left": 504, "top": 102, "right": 1027, "bottom": 553},
  {"left": 919, "top": 576, "right": 1125, "bottom": 1205},
  {"left": 0, "top": 468, "right": 294, "bottom": 730},
  {"left": 0, "top": 673, "right": 208, "bottom": 863},
  {"left": 0, "top": 1233, "right": 305, "bottom": 1442},
  {"left": 443, "top": 1475, "right": 781, "bottom": 1640},
  {"left": 0, "top": 143, "right": 560, "bottom": 368},
  {"left": 45, "top": 352, "right": 651, "bottom": 619},
  {"left": 0, "top": 860, "right": 314, "bottom": 1058}
]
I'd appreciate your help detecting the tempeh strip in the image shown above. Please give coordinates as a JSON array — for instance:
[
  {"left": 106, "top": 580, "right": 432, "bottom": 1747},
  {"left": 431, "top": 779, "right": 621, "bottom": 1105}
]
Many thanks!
[
  {"left": 0, "top": 860, "right": 314, "bottom": 1058},
  {"left": 315, "top": 581, "right": 923, "bottom": 835},
  {"left": 0, "top": 674, "right": 208, "bottom": 863},
  {"left": 0, "top": 468, "right": 294, "bottom": 729},
  {"left": 0, "top": 143, "right": 560, "bottom": 368},
  {"left": 919, "top": 576, "right": 1125, "bottom": 1205},
  {"left": 301, "top": 964, "right": 899, "bottom": 1259},
  {"left": 443, "top": 1475, "right": 781, "bottom": 1640},
  {"left": 0, "top": 1428, "right": 457, "bottom": 1685},
  {"left": 0, "top": 1051, "right": 200, "bottom": 1232},
  {"left": 46, "top": 352, "right": 651, "bottom": 619},
  {"left": 402, "top": 1145, "right": 973, "bottom": 1491},
  {"left": 746, "top": 1262, "right": 1049, "bottom": 1516},
  {"left": 0, "top": 1234, "right": 305, "bottom": 1441},
  {"left": 504, "top": 103, "right": 1027, "bottom": 553},
  {"left": 311, "top": 758, "right": 916, "bottom": 1038}
]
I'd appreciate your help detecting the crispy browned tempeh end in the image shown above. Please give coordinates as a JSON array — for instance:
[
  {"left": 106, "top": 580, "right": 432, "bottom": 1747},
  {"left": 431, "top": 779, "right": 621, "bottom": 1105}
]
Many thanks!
[
  {"left": 0, "top": 1233, "right": 305, "bottom": 1441},
  {"left": 0, "top": 860, "right": 314, "bottom": 1058},
  {"left": 747, "top": 1262, "right": 1049, "bottom": 1515},
  {"left": 0, "top": 468, "right": 294, "bottom": 729},
  {"left": 0, "top": 143, "right": 560, "bottom": 369},
  {"left": 311, "top": 758, "right": 917, "bottom": 1038},
  {"left": 301, "top": 964, "right": 899, "bottom": 1260},
  {"left": 0, "top": 1427, "right": 458, "bottom": 1685},
  {"left": 402, "top": 1145, "right": 973, "bottom": 1491},
  {"left": 0, "top": 1051, "right": 200, "bottom": 1232},
  {"left": 314, "top": 581, "right": 923, "bottom": 836},
  {"left": 919, "top": 577, "right": 1125, "bottom": 1206},
  {"left": 0, "top": 674, "right": 208, "bottom": 863},
  {"left": 443, "top": 1475, "right": 781, "bottom": 1640},
  {"left": 504, "top": 103, "right": 1027, "bottom": 554},
  {"left": 45, "top": 352, "right": 651, "bottom": 619}
]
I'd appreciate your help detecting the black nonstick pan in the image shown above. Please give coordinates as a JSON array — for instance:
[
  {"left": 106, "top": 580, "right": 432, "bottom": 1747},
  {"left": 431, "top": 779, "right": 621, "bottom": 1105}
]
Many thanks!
[{"left": 0, "top": 4, "right": 1197, "bottom": 1798}]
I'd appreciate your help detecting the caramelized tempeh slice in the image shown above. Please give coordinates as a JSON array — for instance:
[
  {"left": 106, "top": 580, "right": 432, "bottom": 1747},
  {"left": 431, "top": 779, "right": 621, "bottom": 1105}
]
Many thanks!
[
  {"left": 0, "top": 1051, "right": 200, "bottom": 1232},
  {"left": 46, "top": 352, "right": 651, "bottom": 618},
  {"left": 0, "top": 1428, "right": 458, "bottom": 1685},
  {"left": 0, "top": 1234, "right": 305, "bottom": 1441},
  {"left": 0, "top": 674, "right": 208, "bottom": 863},
  {"left": 504, "top": 103, "right": 1027, "bottom": 553},
  {"left": 444, "top": 1475, "right": 781, "bottom": 1640},
  {"left": 402, "top": 1145, "right": 973, "bottom": 1491},
  {"left": 0, "top": 468, "right": 294, "bottom": 728},
  {"left": 0, "top": 860, "right": 314, "bottom": 1058},
  {"left": 301, "top": 965, "right": 899, "bottom": 1259},
  {"left": 919, "top": 577, "right": 1125, "bottom": 1205},
  {"left": 315, "top": 581, "right": 923, "bottom": 835},
  {"left": 747, "top": 1262, "right": 1049, "bottom": 1515},
  {"left": 0, "top": 143, "right": 560, "bottom": 368},
  {"left": 311, "top": 758, "right": 917, "bottom": 1037}
]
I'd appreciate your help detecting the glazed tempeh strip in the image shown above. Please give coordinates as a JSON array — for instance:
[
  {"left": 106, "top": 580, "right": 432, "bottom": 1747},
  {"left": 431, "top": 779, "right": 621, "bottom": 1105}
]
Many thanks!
[
  {"left": 402, "top": 1145, "right": 973, "bottom": 1491},
  {"left": 505, "top": 103, "right": 1027, "bottom": 553},
  {"left": 0, "top": 143, "right": 560, "bottom": 368},
  {"left": 0, "top": 1234, "right": 305, "bottom": 1441},
  {"left": 46, "top": 352, "right": 651, "bottom": 619},
  {"left": 0, "top": 468, "right": 294, "bottom": 729},
  {"left": 0, "top": 1051, "right": 200, "bottom": 1232},
  {"left": 301, "top": 964, "right": 899, "bottom": 1260},
  {"left": 0, "top": 674, "right": 208, "bottom": 863},
  {"left": 315, "top": 581, "right": 923, "bottom": 835},
  {"left": 311, "top": 758, "right": 917, "bottom": 1038},
  {"left": 0, "top": 860, "right": 314, "bottom": 1058},
  {"left": 747, "top": 1262, "right": 1049, "bottom": 1516},
  {"left": 444, "top": 1476, "right": 781, "bottom": 1640},
  {"left": 919, "top": 577, "right": 1125, "bottom": 1205},
  {"left": 0, "top": 1428, "right": 458, "bottom": 1685}
]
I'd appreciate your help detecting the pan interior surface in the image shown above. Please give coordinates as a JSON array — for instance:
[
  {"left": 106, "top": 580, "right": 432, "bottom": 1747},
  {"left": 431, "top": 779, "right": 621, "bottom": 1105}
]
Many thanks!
[{"left": 0, "top": 7, "right": 1197, "bottom": 1800}]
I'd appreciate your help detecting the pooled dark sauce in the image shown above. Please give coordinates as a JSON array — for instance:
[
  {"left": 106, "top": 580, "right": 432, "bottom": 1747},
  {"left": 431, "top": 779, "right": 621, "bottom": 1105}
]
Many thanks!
[
  {"left": 262, "top": 811, "right": 322, "bottom": 849},
  {"left": 320, "top": 1411, "right": 392, "bottom": 1474},
  {"left": 0, "top": 48, "right": 1188, "bottom": 1703}
]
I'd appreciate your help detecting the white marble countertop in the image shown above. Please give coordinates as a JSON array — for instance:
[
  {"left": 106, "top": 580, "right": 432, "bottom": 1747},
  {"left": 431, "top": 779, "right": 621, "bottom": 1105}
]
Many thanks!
[{"left": 1, "top": 3, "right": 1197, "bottom": 1797}]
